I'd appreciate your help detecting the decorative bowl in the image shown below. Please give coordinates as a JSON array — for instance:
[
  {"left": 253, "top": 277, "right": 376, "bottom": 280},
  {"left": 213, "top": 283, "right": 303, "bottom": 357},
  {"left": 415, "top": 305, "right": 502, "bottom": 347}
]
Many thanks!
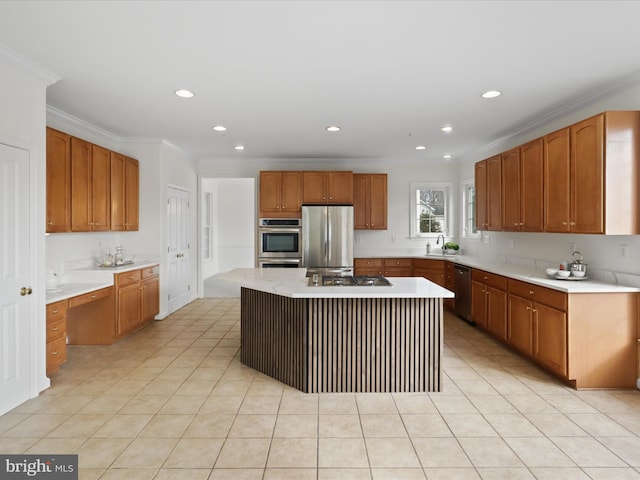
[
  {"left": 557, "top": 270, "right": 571, "bottom": 278},
  {"left": 572, "top": 270, "right": 586, "bottom": 278},
  {"left": 545, "top": 268, "right": 558, "bottom": 277},
  {"left": 444, "top": 248, "right": 459, "bottom": 255}
]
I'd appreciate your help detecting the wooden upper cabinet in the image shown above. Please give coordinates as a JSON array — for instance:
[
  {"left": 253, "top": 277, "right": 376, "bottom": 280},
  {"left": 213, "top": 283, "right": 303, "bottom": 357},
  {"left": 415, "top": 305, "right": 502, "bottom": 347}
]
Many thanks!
[
  {"left": 46, "top": 128, "right": 71, "bottom": 232},
  {"left": 259, "top": 171, "right": 303, "bottom": 217},
  {"left": 70, "top": 139, "right": 111, "bottom": 231},
  {"left": 544, "top": 127, "right": 571, "bottom": 232},
  {"left": 303, "top": 171, "right": 353, "bottom": 204},
  {"left": 124, "top": 157, "right": 139, "bottom": 231},
  {"left": 502, "top": 140, "right": 544, "bottom": 232},
  {"left": 354, "top": 173, "right": 387, "bottom": 229},
  {"left": 110, "top": 154, "right": 139, "bottom": 231},
  {"left": 501, "top": 148, "right": 521, "bottom": 231},
  {"left": 545, "top": 111, "right": 640, "bottom": 234},
  {"left": 476, "top": 155, "right": 502, "bottom": 231}
]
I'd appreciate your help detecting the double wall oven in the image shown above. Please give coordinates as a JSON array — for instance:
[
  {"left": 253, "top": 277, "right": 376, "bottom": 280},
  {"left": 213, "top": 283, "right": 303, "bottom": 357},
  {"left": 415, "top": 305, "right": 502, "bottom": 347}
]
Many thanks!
[{"left": 258, "top": 218, "right": 302, "bottom": 268}]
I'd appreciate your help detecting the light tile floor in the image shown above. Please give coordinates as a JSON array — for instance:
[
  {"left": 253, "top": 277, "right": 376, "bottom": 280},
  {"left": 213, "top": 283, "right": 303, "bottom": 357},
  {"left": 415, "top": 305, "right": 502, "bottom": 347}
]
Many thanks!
[{"left": 2, "top": 298, "right": 640, "bottom": 479}]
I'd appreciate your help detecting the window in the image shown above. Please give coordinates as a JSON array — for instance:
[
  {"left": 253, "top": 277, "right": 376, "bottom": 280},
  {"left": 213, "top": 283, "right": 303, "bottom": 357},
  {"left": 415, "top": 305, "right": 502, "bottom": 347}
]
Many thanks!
[
  {"left": 202, "top": 192, "right": 212, "bottom": 260},
  {"left": 410, "top": 182, "right": 451, "bottom": 237},
  {"left": 462, "top": 178, "right": 479, "bottom": 239}
]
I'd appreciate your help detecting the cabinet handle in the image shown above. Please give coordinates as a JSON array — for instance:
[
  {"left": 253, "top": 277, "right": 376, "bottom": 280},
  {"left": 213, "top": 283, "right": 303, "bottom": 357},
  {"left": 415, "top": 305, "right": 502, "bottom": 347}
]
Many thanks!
[
  {"left": 529, "top": 290, "right": 534, "bottom": 295},
  {"left": 129, "top": 275, "right": 135, "bottom": 280},
  {"left": 526, "top": 306, "right": 531, "bottom": 310},
  {"left": 532, "top": 308, "right": 537, "bottom": 313},
  {"left": 570, "top": 222, "right": 576, "bottom": 226},
  {"left": 52, "top": 327, "right": 59, "bottom": 332},
  {"left": 90, "top": 295, "right": 96, "bottom": 299},
  {"left": 52, "top": 351, "right": 59, "bottom": 356},
  {"left": 483, "top": 276, "right": 488, "bottom": 280},
  {"left": 562, "top": 221, "right": 568, "bottom": 225},
  {"left": 52, "top": 309, "right": 58, "bottom": 314},
  {"left": 47, "top": 221, "right": 53, "bottom": 225},
  {"left": 514, "top": 222, "right": 519, "bottom": 226}
]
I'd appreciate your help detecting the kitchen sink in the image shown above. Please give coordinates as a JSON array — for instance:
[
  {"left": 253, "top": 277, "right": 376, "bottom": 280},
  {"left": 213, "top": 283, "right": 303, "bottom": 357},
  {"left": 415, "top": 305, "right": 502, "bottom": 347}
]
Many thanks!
[{"left": 308, "top": 275, "right": 393, "bottom": 287}]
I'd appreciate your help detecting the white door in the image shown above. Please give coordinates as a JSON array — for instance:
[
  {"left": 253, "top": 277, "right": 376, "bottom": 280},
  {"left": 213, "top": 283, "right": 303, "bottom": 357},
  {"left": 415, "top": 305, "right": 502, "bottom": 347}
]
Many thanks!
[
  {"left": 167, "top": 186, "right": 190, "bottom": 313},
  {"left": 0, "top": 143, "right": 31, "bottom": 415}
]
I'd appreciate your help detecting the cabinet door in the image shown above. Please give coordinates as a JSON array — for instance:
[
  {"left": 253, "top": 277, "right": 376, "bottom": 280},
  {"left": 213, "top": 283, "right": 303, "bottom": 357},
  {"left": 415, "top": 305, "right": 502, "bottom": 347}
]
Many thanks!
[
  {"left": 110, "top": 152, "right": 126, "bottom": 230},
  {"left": 486, "top": 286, "right": 507, "bottom": 341},
  {"left": 303, "top": 171, "right": 327, "bottom": 203},
  {"left": 259, "top": 171, "right": 282, "bottom": 215},
  {"left": 571, "top": 114, "right": 604, "bottom": 234},
  {"left": 368, "top": 174, "right": 387, "bottom": 229},
  {"left": 70, "top": 137, "right": 93, "bottom": 232},
  {"left": 414, "top": 268, "right": 445, "bottom": 287},
  {"left": 508, "top": 294, "right": 533, "bottom": 355},
  {"left": 117, "top": 282, "right": 140, "bottom": 336},
  {"left": 533, "top": 302, "right": 567, "bottom": 376},
  {"left": 353, "top": 174, "right": 369, "bottom": 229},
  {"left": 475, "top": 160, "right": 487, "bottom": 230},
  {"left": 486, "top": 155, "right": 502, "bottom": 230},
  {"left": 501, "top": 148, "right": 521, "bottom": 231},
  {"left": 327, "top": 171, "right": 353, "bottom": 204},
  {"left": 141, "top": 276, "right": 159, "bottom": 322},
  {"left": 125, "top": 157, "right": 139, "bottom": 231},
  {"left": 91, "top": 145, "right": 111, "bottom": 231},
  {"left": 280, "top": 171, "right": 303, "bottom": 215},
  {"left": 471, "top": 280, "right": 487, "bottom": 328},
  {"left": 544, "top": 128, "right": 571, "bottom": 232},
  {"left": 520, "top": 138, "right": 544, "bottom": 232},
  {"left": 46, "top": 128, "right": 71, "bottom": 232}
]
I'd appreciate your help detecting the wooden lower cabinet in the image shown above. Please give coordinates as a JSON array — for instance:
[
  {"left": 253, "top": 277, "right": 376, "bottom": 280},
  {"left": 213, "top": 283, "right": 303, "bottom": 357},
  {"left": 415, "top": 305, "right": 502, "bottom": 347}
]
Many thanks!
[
  {"left": 383, "top": 258, "right": 413, "bottom": 277},
  {"left": 471, "top": 269, "right": 508, "bottom": 341},
  {"left": 46, "top": 300, "right": 68, "bottom": 375},
  {"left": 533, "top": 302, "right": 567, "bottom": 376},
  {"left": 354, "top": 258, "right": 383, "bottom": 276},
  {"left": 507, "top": 294, "right": 534, "bottom": 356},
  {"left": 115, "top": 265, "right": 159, "bottom": 338}
]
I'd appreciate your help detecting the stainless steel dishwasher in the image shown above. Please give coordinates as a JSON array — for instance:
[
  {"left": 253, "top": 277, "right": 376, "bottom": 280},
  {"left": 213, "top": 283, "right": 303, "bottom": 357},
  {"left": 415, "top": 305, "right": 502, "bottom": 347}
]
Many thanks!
[{"left": 453, "top": 264, "right": 474, "bottom": 325}]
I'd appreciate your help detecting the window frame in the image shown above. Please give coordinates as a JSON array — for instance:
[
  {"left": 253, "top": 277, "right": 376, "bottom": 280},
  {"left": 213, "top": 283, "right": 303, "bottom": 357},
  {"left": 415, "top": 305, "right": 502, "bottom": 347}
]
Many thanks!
[
  {"left": 409, "top": 182, "right": 452, "bottom": 238},
  {"left": 461, "top": 177, "right": 480, "bottom": 240}
]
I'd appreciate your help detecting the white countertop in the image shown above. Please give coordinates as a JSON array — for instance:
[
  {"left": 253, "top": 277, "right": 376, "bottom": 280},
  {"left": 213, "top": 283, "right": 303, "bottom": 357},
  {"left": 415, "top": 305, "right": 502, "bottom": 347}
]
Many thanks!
[
  {"left": 217, "top": 268, "right": 454, "bottom": 299},
  {"left": 372, "top": 253, "right": 640, "bottom": 294},
  {"left": 46, "top": 261, "right": 159, "bottom": 304}
]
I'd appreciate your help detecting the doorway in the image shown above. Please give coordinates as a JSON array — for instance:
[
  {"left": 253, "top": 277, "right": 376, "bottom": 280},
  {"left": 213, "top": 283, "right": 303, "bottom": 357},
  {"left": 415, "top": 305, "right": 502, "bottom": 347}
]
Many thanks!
[{"left": 201, "top": 178, "right": 255, "bottom": 297}]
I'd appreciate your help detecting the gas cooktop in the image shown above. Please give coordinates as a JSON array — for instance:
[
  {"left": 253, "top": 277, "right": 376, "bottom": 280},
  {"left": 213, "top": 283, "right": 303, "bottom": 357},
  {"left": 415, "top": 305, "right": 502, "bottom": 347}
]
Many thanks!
[{"left": 308, "top": 275, "right": 393, "bottom": 287}]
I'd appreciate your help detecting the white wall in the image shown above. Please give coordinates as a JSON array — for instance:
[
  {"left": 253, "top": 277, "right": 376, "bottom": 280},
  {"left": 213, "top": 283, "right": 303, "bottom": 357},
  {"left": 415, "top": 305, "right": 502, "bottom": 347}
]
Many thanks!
[{"left": 0, "top": 50, "right": 58, "bottom": 396}]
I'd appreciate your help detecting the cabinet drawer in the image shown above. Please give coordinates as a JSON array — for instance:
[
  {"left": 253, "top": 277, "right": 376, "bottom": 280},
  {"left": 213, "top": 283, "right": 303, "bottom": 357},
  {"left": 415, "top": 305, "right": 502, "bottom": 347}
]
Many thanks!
[
  {"left": 383, "top": 258, "right": 412, "bottom": 267},
  {"left": 508, "top": 279, "right": 567, "bottom": 311},
  {"left": 472, "top": 269, "right": 507, "bottom": 290},
  {"left": 413, "top": 259, "right": 445, "bottom": 270},
  {"left": 116, "top": 269, "right": 141, "bottom": 286},
  {"left": 46, "top": 300, "right": 68, "bottom": 319},
  {"left": 68, "top": 286, "right": 113, "bottom": 308},
  {"left": 46, "top": 317, "right": 66, "bottom": 343},
  {"left": 46, "top": 336, "right": 67, "bottom": 368},
  {"left": 355, "top": 258, "right": 383, "bottom": 267},
  {"left": 141, "top": 265, "right": 159, "bottom": 278}
]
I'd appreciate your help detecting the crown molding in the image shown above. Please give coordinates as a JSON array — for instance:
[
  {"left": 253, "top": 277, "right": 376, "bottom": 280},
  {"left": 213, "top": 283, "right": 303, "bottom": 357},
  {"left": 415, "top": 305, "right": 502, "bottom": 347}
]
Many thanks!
[
  {"left": 474, "top": 67, "right": 640, "bottom": 157},
  {"left": 0, "top": 43, "right": 60, "bottom": 86},
  {"left": 47, "top": 105, "right": 122, "bottom": 144}
]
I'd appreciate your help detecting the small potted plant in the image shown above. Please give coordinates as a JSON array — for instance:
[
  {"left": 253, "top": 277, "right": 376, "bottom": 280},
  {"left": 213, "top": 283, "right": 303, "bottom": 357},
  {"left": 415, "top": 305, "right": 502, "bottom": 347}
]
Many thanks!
[{"left": 444, "top": 241, "right": 460, "bottom": 255}]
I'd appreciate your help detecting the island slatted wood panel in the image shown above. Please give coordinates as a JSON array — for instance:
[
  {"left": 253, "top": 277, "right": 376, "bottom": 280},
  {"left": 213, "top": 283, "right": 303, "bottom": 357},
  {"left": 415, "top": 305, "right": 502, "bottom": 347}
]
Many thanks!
[{"left": 241, "top": 288, "right": 442, "bottom": 393}]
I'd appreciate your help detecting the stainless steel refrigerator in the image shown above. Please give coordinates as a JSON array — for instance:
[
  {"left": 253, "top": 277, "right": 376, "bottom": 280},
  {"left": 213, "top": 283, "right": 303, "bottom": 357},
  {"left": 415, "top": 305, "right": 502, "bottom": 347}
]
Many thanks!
[{"left": 302, "top": 205, "right": 354, "bottom": 275}]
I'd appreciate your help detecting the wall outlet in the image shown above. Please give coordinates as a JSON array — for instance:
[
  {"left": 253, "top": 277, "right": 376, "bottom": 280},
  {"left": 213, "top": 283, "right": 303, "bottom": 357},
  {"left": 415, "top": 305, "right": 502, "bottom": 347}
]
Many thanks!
[
  {"left": 391, "top": 235, "right": 397, "bottom": 244},
  {"left": 483, "top": 234, "right": 490, "bottom": 244},
  {"left": 620, "top": 244, "right": 628, "bottom": 259},
  {"left": 508, "top": 239, "right": 514, "bottom": 249}
]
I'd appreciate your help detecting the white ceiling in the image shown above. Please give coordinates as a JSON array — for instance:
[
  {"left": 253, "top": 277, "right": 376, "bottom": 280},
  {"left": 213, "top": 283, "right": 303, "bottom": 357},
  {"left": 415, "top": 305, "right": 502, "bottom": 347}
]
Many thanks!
[{"left": 2, "top": 1, "right": 640, "bottom": 163}]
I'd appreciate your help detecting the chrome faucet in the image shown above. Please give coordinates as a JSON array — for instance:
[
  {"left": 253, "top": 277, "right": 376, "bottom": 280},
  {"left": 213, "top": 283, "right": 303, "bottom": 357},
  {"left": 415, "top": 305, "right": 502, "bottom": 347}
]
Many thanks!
[{"left": 436, "top": 234, "right": 445, "bottom": 254}]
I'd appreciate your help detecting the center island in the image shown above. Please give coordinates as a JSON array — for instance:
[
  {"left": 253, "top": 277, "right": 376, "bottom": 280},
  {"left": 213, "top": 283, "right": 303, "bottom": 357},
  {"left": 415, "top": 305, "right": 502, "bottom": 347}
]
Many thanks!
[{"left": 217, "top": 268, "right": 454, "bottom": 393}]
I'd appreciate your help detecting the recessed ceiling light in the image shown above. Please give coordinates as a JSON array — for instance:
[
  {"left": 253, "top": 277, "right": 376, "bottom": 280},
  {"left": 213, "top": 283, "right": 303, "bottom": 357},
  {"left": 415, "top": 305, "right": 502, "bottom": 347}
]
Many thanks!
[
  {"left": 481, "top": 90, "right": 502, "bottom": 99},
  {"left": 174, "top": 89, "right": 194, "bottom": 98},
  {"left": 415, "top": 145, "right": 427, "bottom": 150},
  {"left": 326, "top": 126, "right": 341, "bottom": 132},
  {"left": 443, "top": 154, "right": 452, "bottom": 160},
  {"left": 441, "top": 126, "right": 453, "bottom": 133},
  {"left": 212, "top": 125, "right": 227, "bottom": 132},
  {"left": 234, "top": 145, "right": 245, "bottom": 150}
]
